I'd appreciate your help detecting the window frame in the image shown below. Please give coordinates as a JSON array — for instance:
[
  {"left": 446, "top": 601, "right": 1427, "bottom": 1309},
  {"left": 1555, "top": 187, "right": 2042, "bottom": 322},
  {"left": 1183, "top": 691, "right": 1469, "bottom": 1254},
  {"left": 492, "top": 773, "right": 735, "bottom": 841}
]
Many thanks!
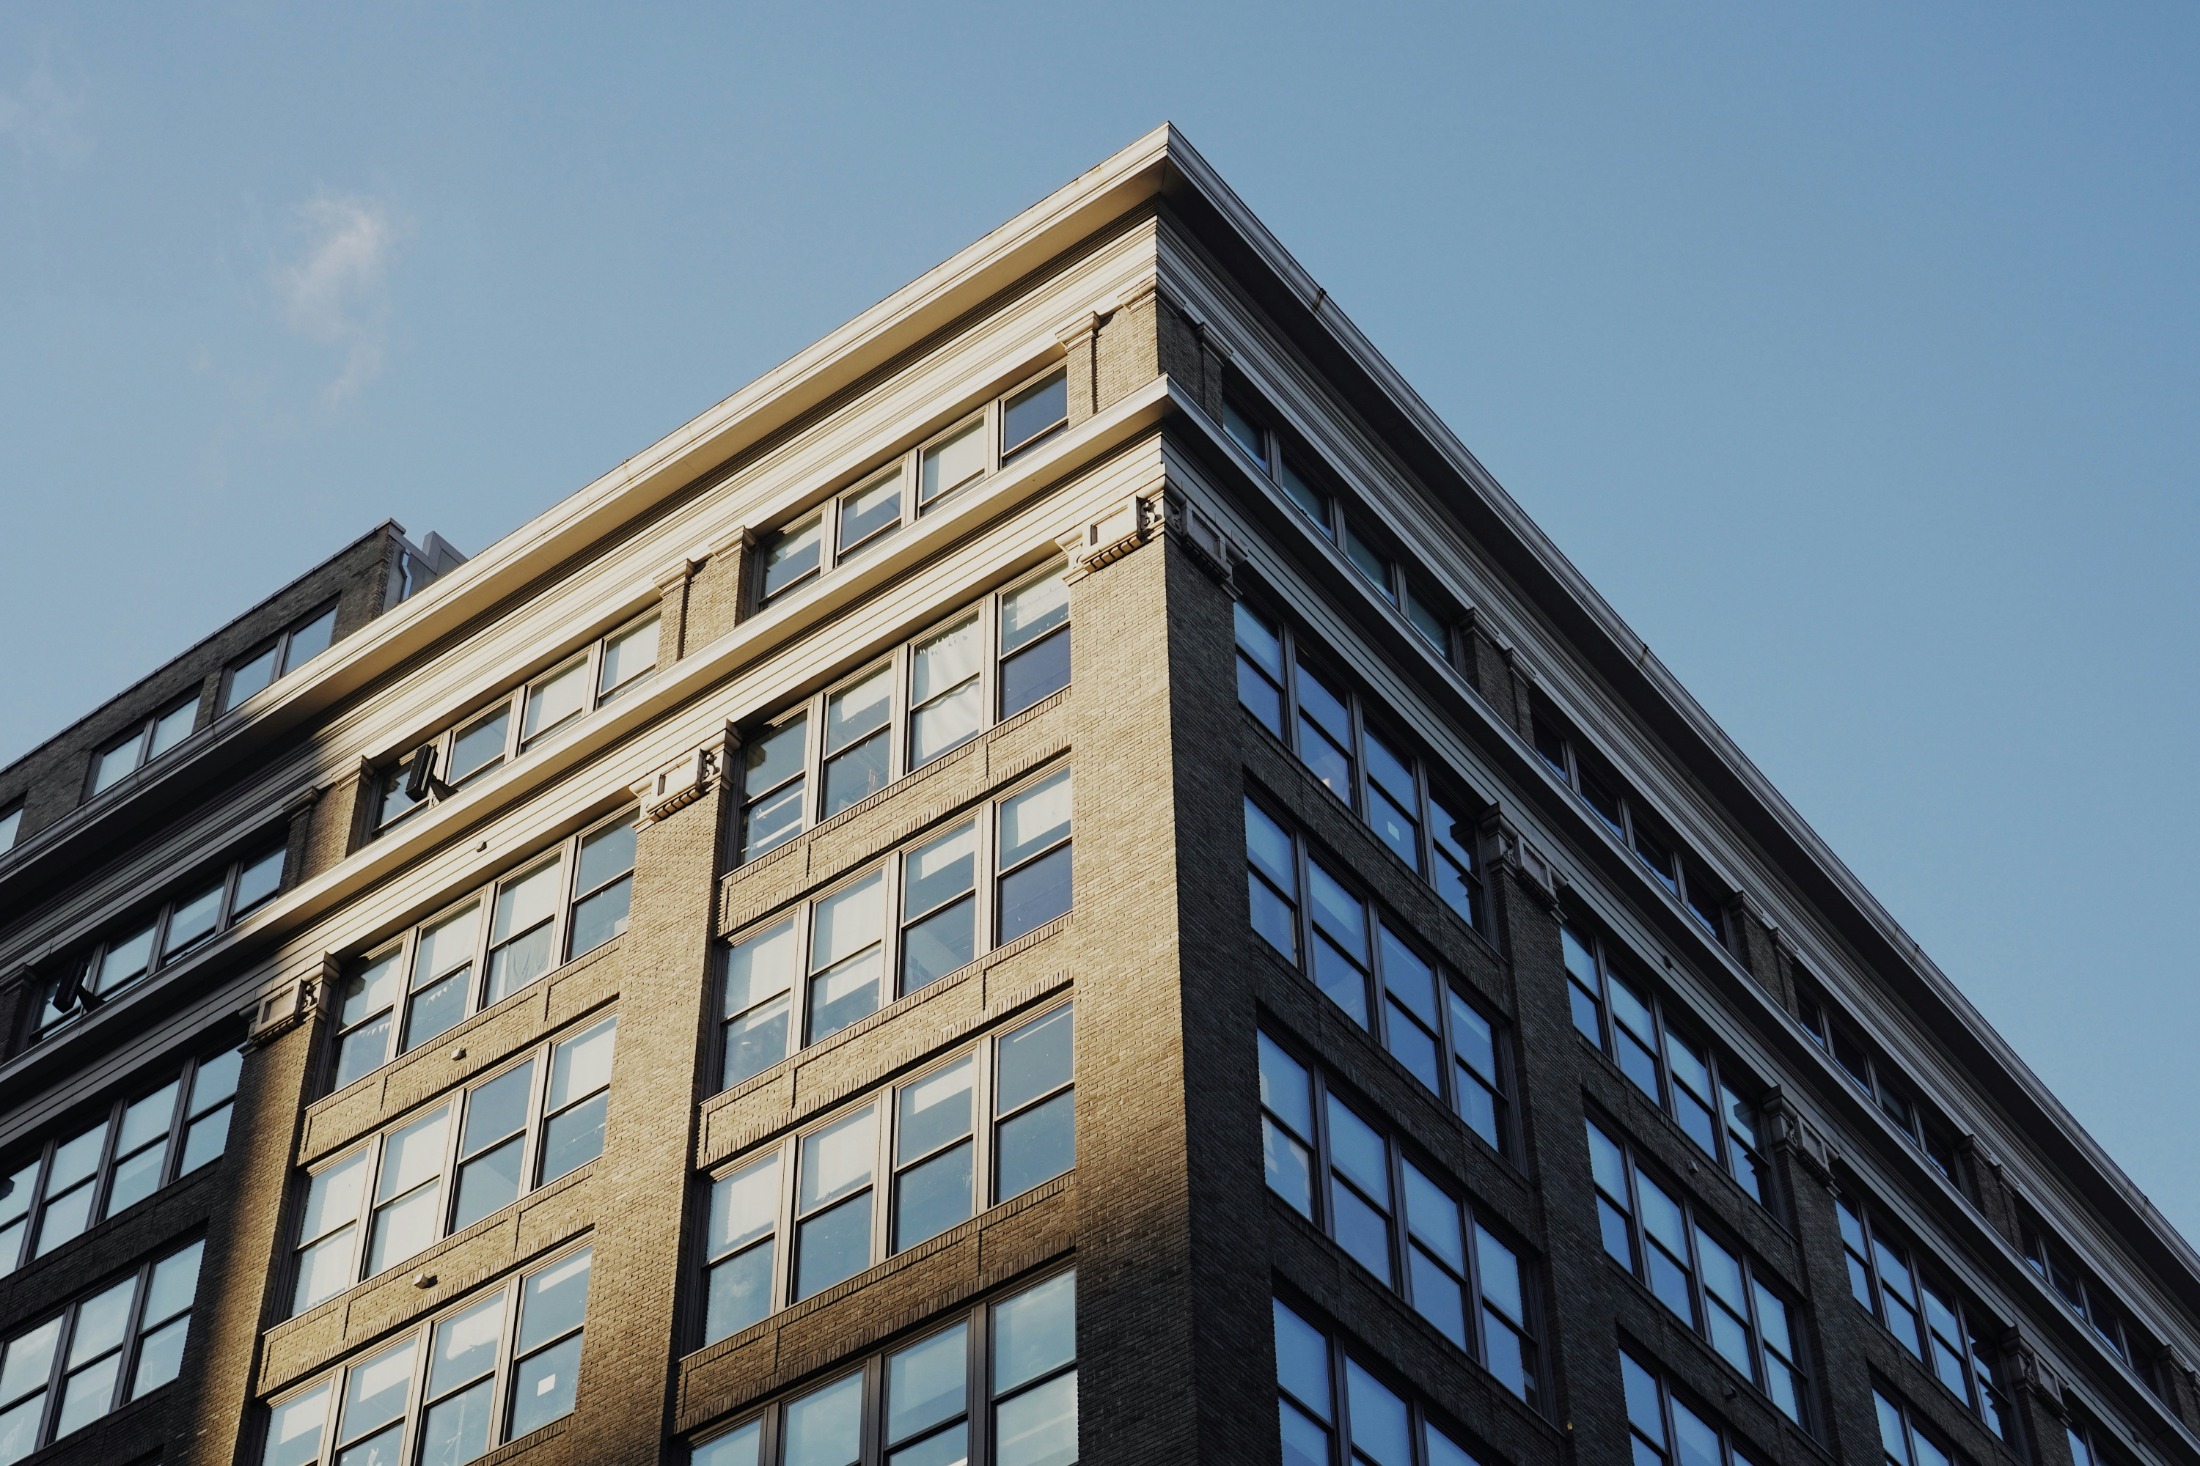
[
  {"left": 327, "top": 811, "right": 637, "bottom": 1091},
  {"left": 1874, "top": 1383, "right": 1962, "bottom": 1466},
  {"left": 1621, "top": 1347, "right": 1772, "bottom": 1466},
  {"left": 0, "top": 1238, "right": 206, "bottom": 1454},
  {"left": 2017, "top": 1207, "right": 2161, "bottom": 1394},
  {"left": 1794, "top": 984, "right": 1966, "bottom": 1189},
  {"left": 290, "top": 1018, "right": 615, "bottom": 1317},
  {"left": 85, "top": 694, "right": 201, "bottom": 799},
  {"left": 1272, "top": 1295, "right": 1494, "bottom": 1466},
  {"left": 220, "top": 600, "right": 339, "bottom": 714},
  {"left": 1836, "top": 1190, "right": 2009, "bottom": 1437},
  {"left": 0, "top": 802, "right": 20, "bottom": 855},
  {"left": 700, "top": 1002, "right": 1073, "bottom": 1344}
]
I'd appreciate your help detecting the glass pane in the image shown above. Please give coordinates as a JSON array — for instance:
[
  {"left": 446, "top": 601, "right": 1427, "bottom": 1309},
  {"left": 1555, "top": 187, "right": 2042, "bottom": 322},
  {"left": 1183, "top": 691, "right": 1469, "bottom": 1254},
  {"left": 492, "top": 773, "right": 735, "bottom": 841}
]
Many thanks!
[
  {"left": 341, "top": 952, "right": 403, "bottom": 1027},
  {"left": 521, "top": 659, "right": 589, "bottom": 743},
  {"left": 460, "top": 1063, "right": 534, "bottom": 1158},
  {"left": 912, "top": 616, "right": 982, "bottom": 708},
  {"left": 762, "top": 513, "right": 824, "bottom": 599},
  {"left": 744, "top": 716, "right": 808, "bottom": 798},
  {"left": 887, "top": 1323, "right": 968, "bottom": 1443},
  {"left": 96, "top": 925, "right": 155, "bottom": 990},
  {"left": 898, "top": 1058, "right": 976, "bottom": 1163},
  {"left": 894, "top": 1142, "right": 973, "bottom": 1251},
  {"left": 0, "top": 1317, "right": 60, "bottom": 1404},
  {"left": 68, "top": 1278, "right": 137, "bottom": 1366},
  {"left": 1401, "top": 1164, "right": 1463, "bottom": 1269},
  {"left": 418, "top": 1378, "right": 492, "bottom": 1465},
  {"left": 995, "top": 1370, "right": 1076, "bottom": 1466},
  {"left": 1272, "top": 1299, "right": 1331, "bottom": 1418},
  {"left": 1257, "top": 1035, "right": 1313, "bottom": 1136},
  {"left": 35, "top": 1182, "right": 94, "bottom": 1255},
  {"left": 1325, "top": 1098, "right": 1388, "bottom": 1202},
  {"left": 340, "top": 1339, "right": 417, "bottom": 1440},
  {"left": 903, "top": 899, "right": 974, "bottom": 994},
  {"left": 721, "top": 998, "right": 791, "bottom": 1089},
  {"left": 1002, "top": 371, "right": 1068, "bottom": 455},
  {"left": 295, "top": 1230, "right": 360, "bottom": 1313},
  {"left": 1405, "top": 587, "right": 1449, "bottom": 653},
  {"left": 919, "top": 421, "right": 987, "bottom": 506},
  {"left": 725, "top": 918, "right": 798, "bottom": 1018},
  {"left": 54, "top": 1355, "right": 120, "bottom": 1436},
  {"left": 1475, "top": 1225, "right": 1525, "bottom": 1322},
  {"left": 540, "top": 1094, "right": 608, "bottom": 1184},
  {"left": 1001, "top": 569, "right": 1069, "bottom": 655},
  {"left": 998, "top": 1007, "right": 1073, "bottom": 1113},
  {"left": 1000, "top": 631, "right": 1070, "bottom": 719},
  {"left": 448, "top": 706, "right": 512, "bottom": 783},
  {"left": 800, "top": 1108, "right": 878, "bottom": 1212},
  {"left": 825, "top": 667, "right": 893, "bottom": 759},
  {"left": 1222, "top": 398, "right": 1266, "bottom": 462},
  {"left": 598, "top": 616, "right": 661, "bottom": 697},
  {"left": 491, "top": 860, "right": 562, "bottom": 951},
  {"left": 451, "top": 1138, "right": 524, "bottom": 1230},
  {"left": 995, "top": 1271, "right": 1076, "bottom": 1390},
  {"left": 377, "top": 1109, "right": 452, "bottom": 1203},
  {"left": 367, "top": 1184, "right": 443, "bottom": 1274},
  {"left": 710, "top": 1155, "right": 782, "bottom": 1257},
  {"left": 998, "top": 846, "right": 1070, "bottom": 942},
  {"left": 263, "top": 1384, "right": 331, "bottom": 1466},
  {"left": 784, "top": 1372, "right": 864, "bottom": 1466},
  {"left": 576, "top": 821, "right": 636, "bottom": 895},
  {"left": 1307, "top": 865, "right": 1366, "bottom": 961},
  {"left": 796, "top": 1194, "right": 873, "bottom": 1299},
  {"left": 428, "top": 1296, "right": 507, "bottom": 1396},
  {"left": 807, "top": 948, "right": 882, "bottom": 1042},
  {"left": 995, "top": 1093, "right": 1073, "bottom": 1200},
  {"left": 232, "top": 849, "right": 286, "bottom": 915},
  {"left": 509, "top": 1333, "right": 583, "bottom": 1438},
  {"left": 694, "top": 1420, "right": 762, "bottom": 1466},
  {"left": 415, "top": 905, "right": 481, "bottom": 987},
  {"left": 226, "top": 645, "right": 279, "bottom": 708},
  {"left": 550, "top": 1019, "right": 618, "bottom": 1109},
  {"left": 149, "top": 700, "right": 197, "bottom": 758},
  {"left": 130, "top": 1317, "right": 188, "bottom": 1399},
  {"left": 48, "top": 1125, "right": 105, "bottom": 1192},
  {"left": 1345, "top": 1361, "right": 1411, "bottom": 1466},
  {"left": 286, "top": 607, "right": 337, "bottom": 667},
  {"left": 163, "top": 884, "right": 224, "bottom": 956},
  {"left": 707, "top": 1241, "right": 775, "bottom": 1342},
  {"left": 518, "top": 1249, "right": 594, "bottom": 1353},
  {"left": 117, "top": 1082, "right": 181, "bottom": 1154},
  {"left": 143, "top": 1240, "right": 204, "bottom": 1325},
  {"left": 563, "top": 879, "right": 627, "bottom": 960},
  {"left": 838, "top": 469, "right": 904, "bottom": 556},
  {"left": 1343, "top": 523, "right": 1395, "bottom": 603},
  {"left": 1278, "top": 455, "right": 1329, "bottom": 529}
]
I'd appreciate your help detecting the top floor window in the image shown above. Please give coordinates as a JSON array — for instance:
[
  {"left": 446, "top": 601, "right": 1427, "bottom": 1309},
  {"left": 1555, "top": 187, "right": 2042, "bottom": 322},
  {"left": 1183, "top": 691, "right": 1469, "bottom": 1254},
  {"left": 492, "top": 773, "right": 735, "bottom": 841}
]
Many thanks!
[
  {"left": 375, "top": 613, "right": 661, "bottom": 835},
  {"left": 757, "top": 367, "right": 1069, "bottom": 608},
  {"left": 88, "top": 697, "right": 199, "bottom": 798},
  {"left": 2019, "top": 1210, "right": 2162, "bottom": 1395},
  {"left": 737, "top": 565, "right": 1071, "bottom": 864},
  {"left": 1793, "top": 985, "right": 1965, "bottom": 1189},
  {"left": 1234, "top": 605, "right": 1485, "bottom": 934},
  {"left": 0, "top": 804, "right": 21, "bottom": 855},
  {"left": 1565, "top": 924, "right": 1766, "bottom": 1204},
  {"left": 221, "top": 601, "right": 338, "bottom": 713},
  {"left": 329, "top": 812, "right": 636, "bottom": 1089}
]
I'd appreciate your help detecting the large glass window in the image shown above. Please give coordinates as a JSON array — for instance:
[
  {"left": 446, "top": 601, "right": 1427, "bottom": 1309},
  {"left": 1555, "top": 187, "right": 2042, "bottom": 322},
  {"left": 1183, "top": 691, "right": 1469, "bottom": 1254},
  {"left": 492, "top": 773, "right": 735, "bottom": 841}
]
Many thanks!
[
  {"left": 330, "top": 813, "right": 635, "bottom": 1088},
  {"left": 373, "top": 612, "right": 661, "bottom": 834},
  {"left": 719, "top": 773, "right": 1072, "bottom": 1091},
  {"left": 1272, "top": 1297, "right": 1490, "bottom": 1466},
  {"left": 0, "top": 1050, "right": 238, "bottom": 1275},
  {"left": 693, "top": 1269, "right": 1076, "bottom": 1466},
  {"left": 736, "top": 568, "right": 1072, "bottom": 863},
  {"left": 1836, "top": 1192, "right": 2007, "bottom": 1436},
  {"left": 263, "top": 1248, "right": 592, "bottom": 1465},
  {"left": 87, "top": 696, "right": 200, "bottom": 797},
  {"left": 1259, "top": 1037, "right": 1534, "bottom": 1404},
  {"left": 1621, "top": 1349, "right": 1769, "bottom": 1466},
  {"left": 0, "top": 1240, "right": 203, "bottom": 1460},
  {"left": 1564, "top": 925, "right": 1766, "bottom": 1203},
  {"left": 292, "top": 1020, "right": 614, "bottom": 1316},
  {"left": 1587, "top": 1117, "right": 1804, "bottom": 1424},
  {"left": 1874, "top": 1386, "right": 1958, "bottom": 1466},
  {"left": 221, "top": 601, "right": 339, "bottom": 713},
  {"left": 702, "top": 1006, "right": 1071, "bottom": 1343},
  {"left": 1245, "top": 798, "right": 1509, "bottom": 1155}
]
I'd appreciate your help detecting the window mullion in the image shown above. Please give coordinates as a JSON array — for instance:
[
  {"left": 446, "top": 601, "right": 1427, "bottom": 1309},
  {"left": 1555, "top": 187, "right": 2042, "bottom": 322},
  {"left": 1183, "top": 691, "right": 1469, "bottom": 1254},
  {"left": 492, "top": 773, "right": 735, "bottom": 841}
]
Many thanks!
[
  {"left": 158, "top": 1062, "right": 196, "bottom": 1187},
  {"left": 774, "top": 1136, "right": 798, "bottom": 1316},
  {"left": 114, "top": 1260, "right": 156, "bottom": 1411},
  {"left": 969, "top": 1293, "right": 992, "bottom": 1466},
  {"left": 523, "top": 1037, "right": 554, "bottom": 1189}
]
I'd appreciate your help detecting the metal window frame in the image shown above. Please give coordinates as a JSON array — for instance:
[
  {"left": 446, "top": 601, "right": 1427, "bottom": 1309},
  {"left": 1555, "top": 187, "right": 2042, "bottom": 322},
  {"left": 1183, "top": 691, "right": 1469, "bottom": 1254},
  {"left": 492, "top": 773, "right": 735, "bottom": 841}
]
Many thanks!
[
  {"left": 220, "top": 599, "right": 340, "bottom": 715},
  {"left": 1623, "top": 1347, "right": 1767, "bottom": 1466},
  {"left": 0, "top": 1238, "right": 204, "bottom": 1454},
  {"left": 1837, "top": 1191, "right": 2007, "bottom": 1431},
  {"left": 1274, "top": 1295, "right": 1490, "bottom": 1466}
]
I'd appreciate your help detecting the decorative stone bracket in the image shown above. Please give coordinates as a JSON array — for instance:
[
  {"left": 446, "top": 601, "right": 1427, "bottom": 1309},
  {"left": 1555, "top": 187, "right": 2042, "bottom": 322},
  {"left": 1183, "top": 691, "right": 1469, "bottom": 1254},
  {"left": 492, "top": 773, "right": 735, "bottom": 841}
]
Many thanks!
[
  {"left": 244, "top": 961, "right": 327, "bottom": 1048},
  {"left": 1060, "top": 484, "right": 1244, "bottom": 589},
  {"left": 1481, "top": 809, "right": 1559, "bottom": 908},
  {"left": 635, "top": 739, "right": 723, "bottom": 825},
  {"left": 1761, "top": 1086, "right": 1838, "bottom": 1189}
]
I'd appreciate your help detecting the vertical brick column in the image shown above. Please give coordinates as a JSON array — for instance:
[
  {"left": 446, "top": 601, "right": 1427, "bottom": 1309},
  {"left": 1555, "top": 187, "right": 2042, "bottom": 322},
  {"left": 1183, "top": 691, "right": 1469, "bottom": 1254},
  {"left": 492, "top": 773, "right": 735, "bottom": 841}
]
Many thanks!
[
  {"left": 1728, "top": 901, "right": 1794, "bottom": 1010},
  {"left": 654, "top": 556, "right": 700, "bottom": 662},
  {"left": 559, "top": 755, "right": 726, "bottom": 1466},
  {"left": 1759, "top": 1112, "right": 1883, "bottom": 1466},
  {"left": 2002, "top": 1328, "right": 2079, "bottom": 1466},
  {"left": 683, "top": 529, "right": 755, "bottom": 650},
  {"left": 1466, "top": 616, "right": 1531, "bottom": 738}
]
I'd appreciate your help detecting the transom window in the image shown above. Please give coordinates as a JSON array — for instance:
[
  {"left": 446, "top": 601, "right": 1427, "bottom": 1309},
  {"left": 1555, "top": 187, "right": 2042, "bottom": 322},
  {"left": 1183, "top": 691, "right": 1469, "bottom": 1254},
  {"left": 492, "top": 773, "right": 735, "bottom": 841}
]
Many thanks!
[
  {"left": 222, "top": 601, "right": 338, "bottom": 713},
  {"left": 1622, "top": 1349, "right": 1771, "bottom": 1466},
  {"left": 721, "top": 771, "right": 1072, "bottom": 1090},
  {"left": 738, "top": 565, "right": 1071, "bottom": 863},
  {"left": 692, "top": 1268, "right": 1076, "bottom": 1466},
  {"left": 375, "top": 612, "right": 660, "bottom": 833},
  {"left": 330, "top": 812, "right": 635, "bottom": 1089},
  {"left": 0, "top": 1050, "right": 238, "bottom": 1275},
  {"left": 293, "top": 1019, "right": 614, "bottom": 1316},
  {"left": 1245, "top": 798, "right": 1508, "bottom": 1155},
  {"left": 756, "top": 368, "right": 1069, "bottom": 606},
  {"left": 1273, "top": 1297, "right": 1491, "bottom": 1466},
  {"left": 88, "top": 696, "right": 199, "bottom": 797},
  {"left": 0, "top": 1240, "right": 204, "bottom": 1457},
  {"left": 1588, "top": 1118, "right": 1804, "bottom": 1424},
  {"left": 1564, "top": 924, "right": 1766, "bottom": 1203},
  {"left": 264, "top": 1248, "right": 593, "bottom": 1466},
  {"left": 1795, "top": 984, "right": 1963, "bottom": 1187},
  {"left": 1234, "top": 607, "right": 1484, "bottom": 932},
  {"left": 702, "top": 1004, "right": 1072, "bottom": 1343},
  {"left": 1260, "top": 1035, "right": 1535, "bottom": 1404},
  {"left": 38, "top": 841, "right": 287, "bottom": 1035},
  {"left": 1837, "top": 1192, "right": 2008, "bottom": 1436}
]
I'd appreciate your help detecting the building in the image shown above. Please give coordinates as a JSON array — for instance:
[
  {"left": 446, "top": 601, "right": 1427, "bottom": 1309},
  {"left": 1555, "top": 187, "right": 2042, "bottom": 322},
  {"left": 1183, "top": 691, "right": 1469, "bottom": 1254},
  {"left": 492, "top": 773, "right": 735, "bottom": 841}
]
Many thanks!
[{"left": 0, "top": 123, "right": 2191, "bottom": 1466}]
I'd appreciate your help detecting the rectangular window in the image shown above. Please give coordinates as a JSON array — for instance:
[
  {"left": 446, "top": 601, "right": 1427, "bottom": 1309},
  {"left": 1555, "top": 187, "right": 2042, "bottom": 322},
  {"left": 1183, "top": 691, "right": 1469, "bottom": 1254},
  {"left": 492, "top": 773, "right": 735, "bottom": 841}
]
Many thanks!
[
  {"left": 330, "top": 813, "right": 633, "bottom": 1086},
  {"left": 1622, "top": 1349, "right": 1769, "bottom": 1466},
  {"left": 835, "top": 468, "right": 903, "bottom": 563},
  {"left": 1837, "top": 1193, "right": 2007, "bottom": 1436},
  {"left": 0, "top": 804, "right": 20, "bottom": 854},
  {"left": 1246, "top": 799, "right": 1509, "bottom": 1155},
  {"left": 735, "top": 568, "right": 1072, "bottom": 864},
  {"left": 1403, "top": 582, "right": 1454, "bottom": 663},
  {"left": 0, "top": 1240, "right": 204, "bottom": 1454},
  {"left": 1273, "top": 1298, "right": 1493, "bottom": 1466},
  {"left": 760, "top": 512, "right": 825, "bottom": 603},
  {"left": 1223, "top": 394, "right": 1270, "bottom": 468},
  {"left": 2019, "top": 1210, "right": 2160, "bottom": 1394},
  {"left": 1343, "top": 520, "right": 1398, "bottom": 606},
  {"left": 1796, "top": 980, "right": 1965, "bottom": 1189},
  {"left": 920, "top": 419, "right": 988, "bottom": 509},
  {"left": 1278, "top": 454, "right": 1334, "bottom": 537},
  {"left": 1588, "top": 1118, "right": 1804, "bottom": 1423},
  {"left": 1260, "top": 1036, "right": 1535, "bottom": 1403},
  {"left": 693, "top": 1269, "right": 1076, "bottom": 1466},
  {"left": 1001, "top": 368, "right": 1068, "bottom": 459},
  {"left": 292, "top": 1020, "right": 614, "bottom": 1315},
  {"left": 0, "top": 1051, "right": 237, "bottom": 1275},
  {"left": 1564, "top": 925, "right": 1765, "bottom": 1202},
  {"left": 1875, "top": 1386, "right": 1959, "bottom": 1466},
  {"left": 372, "top": 612, "right": 661, "bottom": 834},
  {"left": 263, "top": 1247, "right": 591, "bottom": 1465},
  {"left": 221, "top": 602, "right": 338, "bottom": 713},
  {"left": 88, "top": 696, "right": 199, "bottom": 797},
  {"left": 39, "top": 844, "right": 287, "bottom": 1036},
  {"left": 718, "top": 774, "right": 1071, "bottom": 1092},
  {"left": 1232, "top": 610, "right": 1487, "bottom": 933},
  {"left": 702, "top": 1006, "right": 1071, "bottom": 1342}
]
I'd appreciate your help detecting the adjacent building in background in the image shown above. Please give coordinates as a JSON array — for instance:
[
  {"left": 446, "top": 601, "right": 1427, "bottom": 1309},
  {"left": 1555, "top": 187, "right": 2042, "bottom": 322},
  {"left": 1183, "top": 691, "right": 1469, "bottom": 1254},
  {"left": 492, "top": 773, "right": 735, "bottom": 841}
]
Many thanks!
[{"left": 0, "top": 125, "right": 2190, "bottom": 1466}]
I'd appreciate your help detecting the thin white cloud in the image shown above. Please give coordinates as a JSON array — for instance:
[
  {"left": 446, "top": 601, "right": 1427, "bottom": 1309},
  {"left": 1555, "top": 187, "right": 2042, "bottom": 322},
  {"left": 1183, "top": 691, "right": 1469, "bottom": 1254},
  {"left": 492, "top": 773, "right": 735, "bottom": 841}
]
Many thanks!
[
  {"left": 0, "top": 60, "right": 91, "bottom": 164},
  {"left": 272, "top": 193, "right": 404, "bottom": 401}
]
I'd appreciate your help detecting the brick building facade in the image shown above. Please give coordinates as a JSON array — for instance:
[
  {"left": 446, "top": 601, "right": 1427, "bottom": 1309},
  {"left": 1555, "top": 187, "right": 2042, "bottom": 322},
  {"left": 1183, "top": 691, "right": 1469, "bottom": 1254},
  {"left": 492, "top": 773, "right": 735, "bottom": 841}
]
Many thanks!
[{"left": 0, "top": 125, "right": 2192, "bottom": 1466}]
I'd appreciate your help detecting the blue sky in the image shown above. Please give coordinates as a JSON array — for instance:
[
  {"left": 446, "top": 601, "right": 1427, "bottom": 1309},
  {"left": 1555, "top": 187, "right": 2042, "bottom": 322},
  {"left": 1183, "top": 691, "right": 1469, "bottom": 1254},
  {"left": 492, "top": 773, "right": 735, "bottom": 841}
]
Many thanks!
[{"left": 2, "top": 4, "right": 2195, "bottom": 1236}]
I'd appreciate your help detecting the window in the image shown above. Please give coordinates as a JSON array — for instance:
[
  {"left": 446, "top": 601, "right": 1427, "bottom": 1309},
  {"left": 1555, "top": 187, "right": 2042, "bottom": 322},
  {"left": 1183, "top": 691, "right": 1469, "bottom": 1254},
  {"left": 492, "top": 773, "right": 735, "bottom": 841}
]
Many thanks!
[
  {"left": 1260, "top": 1036, "right": 1535, "bottom": 1403},
  {"left": 1564, "top": 925, "right": 1766, "bottom": 1202},
  {"left": 1874, "top": 1386, "right": 1959, "bottom": 1466},
  {"left": 263, "top": 1247, "right": 592, "bottom": 1466},
  {"left": 736, "top": 568, "right": 1073, "bottom": 863},
  {"left": 0, "top": 1050, "right": 237, "bottom": 1275},
  {"left": 88, "top": 696, "right": 198, "bottom": 797},
  {"left": 0, "top": 1239, "right": 204, "bottom": 1457},
  {"left": 1795, "top": 986, "right": 1964, "bottom": 1188},
  {"left": 1273, "top": 1297, "right": 1491, "bottom": 1466},
  {"left": 1836, "top": 1193, "right": 2007, "bottom": 1436},
  {"left": 2019, "top": 1209, "right": 2160, "bottom": 1394},
  {"left": 292, "top": 1019, "right": 613, "bottom": 1316},
  {"left": 1342, "top": 519, "right": 1399, "bottom": 607},
  {"left": 2067, "top": 1414, "right": 2126, "bottom": 1466},
  {"left": 693, "top": 1269, "right": 1076, "bottom": 1466},
  {"left": 1246, "top": 799, "right": 1509, "bottom": 1154},
  {"left": 222, "top": 602, "right": 338, "bottom": 712},
  {"left": 374, "top": 613, "right": 661, "bottom": 834},
  {"left": 1001, "top": 369, "right": 1068, "bottom": 460},
  {"left": 1235, "top": 608, "right": 1485, "bottom": 933},
  {"left": 702, "top": 1005, "right": 1071, "bottom": 1343},
  {"left": 0, "top": 804, "right": 19, "bottom": 854},
  {"left": 1621, "top": 1350, "right": 1769, "bottom": 1466},
  {"left": 1587, "top": 1118, "right": 1804, "bottom": 1423},
  {"left": 330, "top": 814, "right": 634, "bottom": 1088},
  {"left": 720, "top": 772, "right": 1071, "bottom": 1090},
  {"left": 38, "top": 843, "right": 287, "bottom": 1036}
]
